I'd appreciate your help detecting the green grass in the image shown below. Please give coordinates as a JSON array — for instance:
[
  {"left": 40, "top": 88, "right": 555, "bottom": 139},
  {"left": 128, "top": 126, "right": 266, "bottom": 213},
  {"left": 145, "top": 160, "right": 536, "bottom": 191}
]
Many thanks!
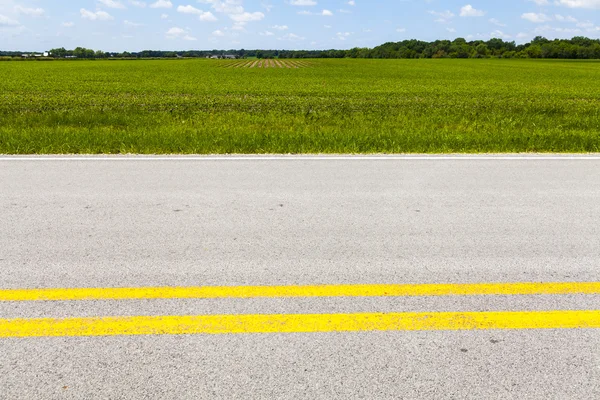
[{"left": 1, "top": 58, "right": 599, "bottom": 154}]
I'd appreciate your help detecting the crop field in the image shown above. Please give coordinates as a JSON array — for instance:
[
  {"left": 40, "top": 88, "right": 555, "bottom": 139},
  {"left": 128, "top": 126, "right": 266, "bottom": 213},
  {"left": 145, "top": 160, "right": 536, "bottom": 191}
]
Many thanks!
[
  {"left": 218, "top": 59, "right": 312, "bottom": 68},
  {"left": 1, "top": 58, "right": 599, "bottom": 154}
]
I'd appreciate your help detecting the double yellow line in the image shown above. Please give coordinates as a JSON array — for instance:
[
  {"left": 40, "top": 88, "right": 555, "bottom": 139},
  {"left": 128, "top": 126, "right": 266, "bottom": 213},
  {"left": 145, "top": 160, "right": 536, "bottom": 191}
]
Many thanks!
[
  {"left": 1, "top": 282, "right": 600, "bottom": 337},
  {"left": 3, "top": 282, "right": 600, "bottom": 301}
]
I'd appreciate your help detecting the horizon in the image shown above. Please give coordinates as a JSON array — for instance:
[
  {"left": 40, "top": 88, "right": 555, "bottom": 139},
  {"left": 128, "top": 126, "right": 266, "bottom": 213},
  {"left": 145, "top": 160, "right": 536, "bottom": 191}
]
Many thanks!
[
  {"left": 5, "top": 36, "right": 600, "bottom": 55},
  {"left": 1, "top": 1, "right": 600, "bottom": 52}
]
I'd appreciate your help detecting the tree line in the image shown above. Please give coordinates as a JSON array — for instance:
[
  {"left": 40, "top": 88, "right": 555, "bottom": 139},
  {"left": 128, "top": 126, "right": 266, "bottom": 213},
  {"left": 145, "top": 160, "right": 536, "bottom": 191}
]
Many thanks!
[{"left": 3, "top": 37, "right": 600, "bottom": 60}]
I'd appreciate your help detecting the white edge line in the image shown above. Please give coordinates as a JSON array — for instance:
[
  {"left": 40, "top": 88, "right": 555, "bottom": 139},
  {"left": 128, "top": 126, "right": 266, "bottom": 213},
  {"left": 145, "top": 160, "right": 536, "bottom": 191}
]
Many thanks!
[{"left": 2, "top": 156, "right": 600, "bottom": 161}]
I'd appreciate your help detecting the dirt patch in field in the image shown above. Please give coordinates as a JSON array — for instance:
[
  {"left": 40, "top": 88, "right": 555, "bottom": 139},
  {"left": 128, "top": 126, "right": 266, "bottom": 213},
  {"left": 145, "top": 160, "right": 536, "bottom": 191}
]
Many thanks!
[{"left": 217, "top": 59, "right": 311, "bottom": 69}]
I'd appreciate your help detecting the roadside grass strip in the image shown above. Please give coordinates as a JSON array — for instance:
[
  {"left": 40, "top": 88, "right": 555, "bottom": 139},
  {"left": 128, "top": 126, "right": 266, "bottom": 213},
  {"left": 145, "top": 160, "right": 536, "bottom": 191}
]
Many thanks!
[
  {"left": 2, "top": 283, "right": 600, "bottom": 337},
  {"left": 2, "top": 282, "right": 600, "bottom": 302},
  {"left": 2, "top": 311, "right": 600, "bottom": 337}
]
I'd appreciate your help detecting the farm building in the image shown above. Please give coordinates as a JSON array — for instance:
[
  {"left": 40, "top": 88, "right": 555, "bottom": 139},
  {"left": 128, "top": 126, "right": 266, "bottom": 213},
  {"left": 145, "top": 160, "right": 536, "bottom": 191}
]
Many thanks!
[{"left": 210, "top": 54, "right": 237, "bottom": 59}]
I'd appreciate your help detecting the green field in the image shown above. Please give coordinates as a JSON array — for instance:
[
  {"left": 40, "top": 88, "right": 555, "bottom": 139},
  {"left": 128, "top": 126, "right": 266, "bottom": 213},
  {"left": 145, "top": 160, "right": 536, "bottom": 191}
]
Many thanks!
[{"left": 1, "top": 59, "right": 599, "bottom": 154}]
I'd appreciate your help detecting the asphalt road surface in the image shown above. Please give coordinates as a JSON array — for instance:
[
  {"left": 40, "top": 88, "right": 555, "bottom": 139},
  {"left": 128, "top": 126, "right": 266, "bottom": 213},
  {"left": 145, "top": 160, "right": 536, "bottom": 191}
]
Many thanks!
[{"left": 1, "top": 155, "right": 600, "bottom": 399}]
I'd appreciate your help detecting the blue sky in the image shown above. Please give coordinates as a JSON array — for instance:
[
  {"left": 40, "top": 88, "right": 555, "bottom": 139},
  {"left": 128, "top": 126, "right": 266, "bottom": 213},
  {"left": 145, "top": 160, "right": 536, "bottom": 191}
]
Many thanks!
[{"left": 1, "top": 0, "right": 600, "bottom": 51}]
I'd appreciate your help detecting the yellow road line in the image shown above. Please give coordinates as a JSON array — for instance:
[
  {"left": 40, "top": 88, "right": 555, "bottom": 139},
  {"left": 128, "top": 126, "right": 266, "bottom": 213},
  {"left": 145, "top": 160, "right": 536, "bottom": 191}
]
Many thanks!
[
  {"left": 2, "top": 282, "right": 600, "bottom": 302},
  {"left": 1, "top": 311, "right": 599, "bottom": 337}
]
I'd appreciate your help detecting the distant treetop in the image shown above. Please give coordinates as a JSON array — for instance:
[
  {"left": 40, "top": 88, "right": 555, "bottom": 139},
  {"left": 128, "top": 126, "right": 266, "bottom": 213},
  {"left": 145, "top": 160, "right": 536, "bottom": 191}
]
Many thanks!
[{"left": 2, "top": 37, "right": 600, "bottom": 60}]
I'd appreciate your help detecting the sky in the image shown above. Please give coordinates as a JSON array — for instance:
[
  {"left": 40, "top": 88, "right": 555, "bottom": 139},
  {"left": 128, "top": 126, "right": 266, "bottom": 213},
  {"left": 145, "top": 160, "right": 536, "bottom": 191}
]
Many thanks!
[{"left": 1, "top": 0, "right": 600, "bottom": 51}]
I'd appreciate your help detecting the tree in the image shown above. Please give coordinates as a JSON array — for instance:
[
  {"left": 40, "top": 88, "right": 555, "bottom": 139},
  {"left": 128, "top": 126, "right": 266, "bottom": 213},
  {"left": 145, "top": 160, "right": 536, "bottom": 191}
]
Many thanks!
[
  {"left": 49, "top": 47, "right": 67, "bottom": 58},
  {"left": 526, "top": 45, "right": 542, "bottom": 58},
  {"left": 531, "top": 36, "right": 549, "bottom": 45},
  {"left": 475, "top": 43, "right": 490, "bottom": 58},
  {"left": 449, "top": 38, "right": 471, "bottom": 58},
  {"left": 38, "top": 37, "right": 600, "bottom": 61}
]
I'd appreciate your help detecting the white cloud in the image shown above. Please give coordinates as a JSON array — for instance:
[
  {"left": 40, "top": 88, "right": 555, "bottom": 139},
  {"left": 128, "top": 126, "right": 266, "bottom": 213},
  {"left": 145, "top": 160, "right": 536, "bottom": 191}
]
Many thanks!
[
  {"left": 577, "top": 20, "right": 594, "bottom": 28},
  {"left": 150, "top": 0, "right": 172, "bottom": 9},
  {"left": 177, "top": 5, "right": 201, "bottom": 14},
  {"left": 199, "top": 12, "right": 217, "bottom": 21},
  {"left": 7, "top": 0, "right": 600, "bottom": 50},
  {"left": 0, "top": 14, "right": 19, "bottom": 26},
  {"left": 198, "top": 0, "right": 243, "bottom": 14},
  {"left": 197, "top": 0, "right": 270, "bottom": 32},
  {"left": 396, "top": 27, "right": 406, "bottom": 32},
  {"left": 280, "top": 33, "right": 305, "bottom": 41},
  {"left": 229, "top": 12, "right": 265, "bottom": 22},
  {"left": 14, "top": 6, "right": 45, "bottom": 16},
  {"left": 166, "top": 26, "right": 195, "bottom": 39},
  {"left": 177, "top": 5, "right": 218, "bottom": 21},
  {"left": 555, "top": 0, "right": 600, "bottom": 9},
  {"left": 491, "top": 30, "right": 511, "bottom": 39},
  {"left": 124, "top": 20, "right": 143, "bottom": 26},
  {"left": 80, "top": 9, "right": 114, "bottom": 21},
  {"left": 296, "top": 8, "right": 333, "bottom": 16},
  {"left": 212, "top": 29, "right": 225, "bottom": 36},
  {"left": 460, "top": 5, "right": 485, "bottom": 17},
  {"left": 98, "top": 0, "right": 126, "bottom": 9},
  {"left": 554, "top": 14, "right": 578, "bottom": 22},
  {"left": 261, "top": 1, "right": 274, "bottom": 12},
  {"left": 489, "top": 18, "right": 506, "bottom": 27},
  {"left": 166, "top": 27, "right": 183, "bottom": 36},
  {"left": 521, "top": 12, "right": 552, "bottom": 23},
  {"left": 429, "top": 10, "right": 455, "bottom": 20},
  {"left": 290, "top": 0, "right": 317, "bottom": 5},
  {"left": 534, "top": 24, "right": 583, "bottom": 35}
]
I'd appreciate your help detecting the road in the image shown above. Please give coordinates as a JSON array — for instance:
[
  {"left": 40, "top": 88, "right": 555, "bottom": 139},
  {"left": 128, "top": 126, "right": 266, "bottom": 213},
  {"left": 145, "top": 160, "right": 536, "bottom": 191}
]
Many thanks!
[{"left": 1, "top": 155, "right": 600, "bottom": 399}]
